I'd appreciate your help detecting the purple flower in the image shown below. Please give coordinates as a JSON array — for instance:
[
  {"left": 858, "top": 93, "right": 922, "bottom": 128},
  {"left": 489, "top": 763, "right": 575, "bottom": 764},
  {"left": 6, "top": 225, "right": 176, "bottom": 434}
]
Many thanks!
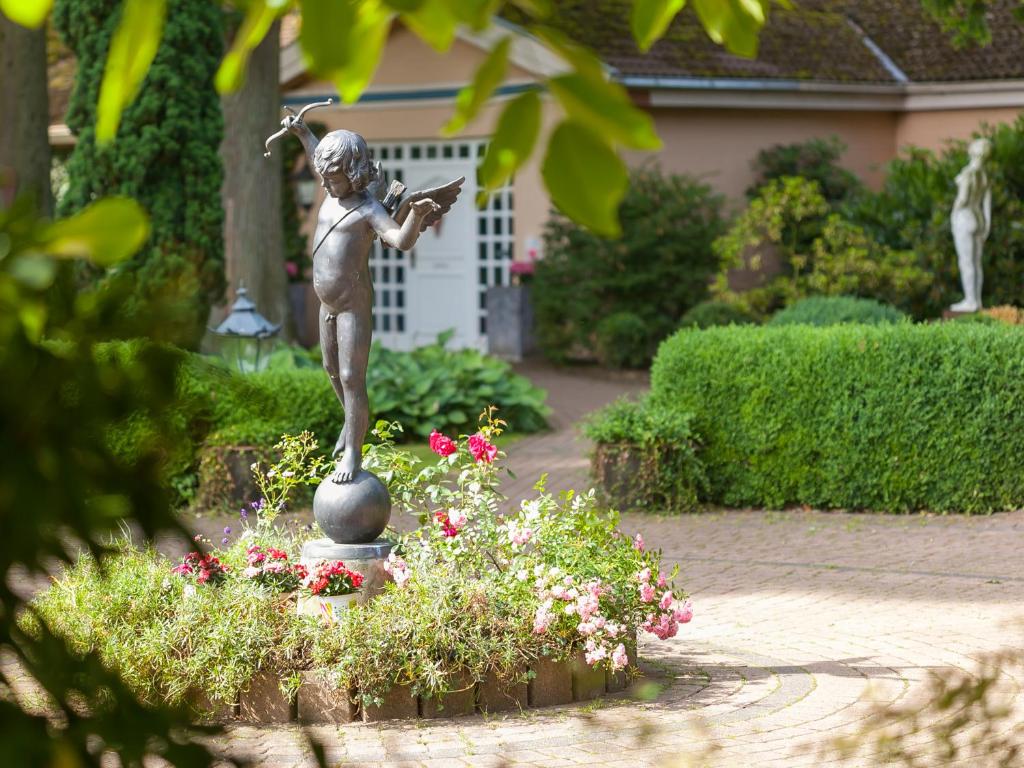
[
  {"left": 223, "top": 526, "right": 231, "bottom": 534},
  {"left": 239, "top": 507, "right": 248, "bottom": 519},
  {"left": 221, "top": 537, "right": 229, "bottom": 545}
]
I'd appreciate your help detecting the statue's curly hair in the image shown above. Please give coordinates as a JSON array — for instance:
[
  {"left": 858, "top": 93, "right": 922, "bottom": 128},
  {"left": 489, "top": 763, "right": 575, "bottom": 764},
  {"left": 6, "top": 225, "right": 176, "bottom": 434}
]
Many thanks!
[{"left": 313, "top": 130, "right": 378, "bottom": 193}]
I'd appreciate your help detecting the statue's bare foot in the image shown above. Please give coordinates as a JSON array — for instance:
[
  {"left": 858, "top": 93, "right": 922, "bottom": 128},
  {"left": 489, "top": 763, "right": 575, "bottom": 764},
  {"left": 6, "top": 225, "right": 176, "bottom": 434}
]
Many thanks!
[
  {"left": 950, "top": 299, "right": 980, "bottom": 312},
  {"left": 331, "top": 451, "right": 360, "bottom": 484}
]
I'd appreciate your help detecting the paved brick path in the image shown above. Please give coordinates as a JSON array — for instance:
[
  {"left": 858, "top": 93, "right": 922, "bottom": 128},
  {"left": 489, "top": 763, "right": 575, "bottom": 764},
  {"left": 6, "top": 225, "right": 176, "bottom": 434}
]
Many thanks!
[{"left": 13, "top": 363, "right": 1024, "bottom": 766}]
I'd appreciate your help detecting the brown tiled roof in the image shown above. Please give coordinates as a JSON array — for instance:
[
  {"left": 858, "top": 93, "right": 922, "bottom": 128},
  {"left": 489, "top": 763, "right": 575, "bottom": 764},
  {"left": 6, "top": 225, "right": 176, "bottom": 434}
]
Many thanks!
[{"left": 538, "top": 0, "right": 1024, "bottom": 84}]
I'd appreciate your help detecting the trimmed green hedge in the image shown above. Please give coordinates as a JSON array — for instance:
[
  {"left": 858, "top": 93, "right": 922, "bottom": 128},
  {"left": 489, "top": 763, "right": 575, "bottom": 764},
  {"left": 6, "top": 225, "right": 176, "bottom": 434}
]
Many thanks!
[
  {"left": 769, "top": 296, "right": 907, "bottom": 327},
  {"left": 651, "top": 323, "right": 1024, "bottom": 513},
  {"left": 679, "top": 300, "right": 758, "bottom": 329}
]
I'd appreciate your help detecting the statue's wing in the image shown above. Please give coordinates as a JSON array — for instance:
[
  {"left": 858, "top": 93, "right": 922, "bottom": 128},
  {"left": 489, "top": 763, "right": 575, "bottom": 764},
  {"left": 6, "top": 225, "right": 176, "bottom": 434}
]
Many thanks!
[{"left": 395, "top": 176, "right": 466, "bottom": 231}]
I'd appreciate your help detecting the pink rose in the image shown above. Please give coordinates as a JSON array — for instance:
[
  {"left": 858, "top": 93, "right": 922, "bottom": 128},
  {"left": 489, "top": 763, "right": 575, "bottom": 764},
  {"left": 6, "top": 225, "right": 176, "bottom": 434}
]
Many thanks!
[
  {"left": 429, "top": 430, "right": 457, "bottom": 457},
  {"left": 659, "top": 590, "right": 674, "bottom": 611},
  {"left": 448, "top": 508, "right": 468, "bottom": 529},
  {"left": 468, "top": 433, "right": 497, "bottom": 463},
  {"left": 674, "top": 600, "right": 694, "bottom": 624},
  {"left": 639, "top": 583, "right": 656, "bottom": 603},
  {"left": 577, "top": 621, "right": 597, "bottom": 636},
  {"left": 533, "top": 602, "right": 554, "bottom": 634},
  {"left": 657, "top": 572, "right": 667, "bottom": 588},
  {"left": 637, "top": 567, "right": 651, "bottom": 584},
  {"left": 611, "top": 643, "right": 629, "bottom": 671},
  {"left": 633, "top": 533, "right": 644, "bottom": 551}
]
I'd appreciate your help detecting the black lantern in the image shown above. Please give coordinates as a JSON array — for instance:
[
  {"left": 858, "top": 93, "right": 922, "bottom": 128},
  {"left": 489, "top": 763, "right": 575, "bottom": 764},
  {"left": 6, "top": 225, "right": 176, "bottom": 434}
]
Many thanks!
[{"left": 211, "top": 284, "right": 281, "bottom": 373}]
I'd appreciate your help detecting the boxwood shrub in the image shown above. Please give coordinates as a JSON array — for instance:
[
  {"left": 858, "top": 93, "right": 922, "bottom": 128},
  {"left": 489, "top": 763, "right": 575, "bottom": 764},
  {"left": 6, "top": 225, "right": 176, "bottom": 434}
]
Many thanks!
[
  {"left": 651, "top": 323, "right": 1024, "bottom": 513},
  {"left": 769, "top": 296, "right": 907, "bottom": 327}
]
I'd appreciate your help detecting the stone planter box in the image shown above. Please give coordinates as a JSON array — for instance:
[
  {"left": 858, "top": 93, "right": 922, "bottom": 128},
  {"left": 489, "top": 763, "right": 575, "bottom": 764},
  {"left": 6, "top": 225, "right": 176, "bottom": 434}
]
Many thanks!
[
  {"left": 477, "top": 669, "right": 528, "bottom": 713},
  {"left": 421, "top": 671, "right": 475, "bottom": 718},
  {"left": 240, "top": 667, "right": 293, "bottom": 724},
  {"left": 297, "top": 670, "right": 356, "bottom": 724},
  {"left": 196, "top": 443, "right": 270, "bottom": 510},
  {"left": 186, "top": 688, "right": 237, "bottom": 722},
  {"left": 527, "top": 656, "right": 573, "bottom": 708},
  {"left": 361, "top": 683, "right": 418, "bottom": 722},
  {"left": 591, "top": 443, "right": 648, "bottom": 511},
  {"left": 606, "top": 636, "right": 638, "bottom": 693},
  {"left": 571, "top": 652, "right": 607, "bottom": 702},
  {"left": 221, "top": 649, "right": 638, "bottom": 724}
]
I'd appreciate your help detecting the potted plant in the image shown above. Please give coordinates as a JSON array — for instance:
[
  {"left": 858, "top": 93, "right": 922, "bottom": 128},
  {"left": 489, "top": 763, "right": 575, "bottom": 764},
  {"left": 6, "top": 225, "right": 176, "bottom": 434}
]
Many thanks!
[{"left": 297, "top": 559, "right": 365, "bottom": 618}]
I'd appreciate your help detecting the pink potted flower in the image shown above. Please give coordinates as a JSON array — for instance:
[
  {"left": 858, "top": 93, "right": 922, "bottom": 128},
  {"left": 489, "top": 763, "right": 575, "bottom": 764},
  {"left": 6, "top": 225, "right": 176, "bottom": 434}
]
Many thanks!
[{"left": 296, "top": 559, "right": 365, "bottom": 618}]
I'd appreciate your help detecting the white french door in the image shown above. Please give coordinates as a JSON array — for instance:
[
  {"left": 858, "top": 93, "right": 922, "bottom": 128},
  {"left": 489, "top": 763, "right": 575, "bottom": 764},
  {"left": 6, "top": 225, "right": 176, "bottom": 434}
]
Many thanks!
[{"left": 368, "top": 140, "right": 514, "bottom": 351}]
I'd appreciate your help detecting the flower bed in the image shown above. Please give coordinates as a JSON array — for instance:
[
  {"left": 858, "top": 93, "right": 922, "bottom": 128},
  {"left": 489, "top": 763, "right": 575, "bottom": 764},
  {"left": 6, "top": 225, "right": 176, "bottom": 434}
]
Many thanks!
[{"left": 26, "top": 413, "right": 692, "bottom": 722}]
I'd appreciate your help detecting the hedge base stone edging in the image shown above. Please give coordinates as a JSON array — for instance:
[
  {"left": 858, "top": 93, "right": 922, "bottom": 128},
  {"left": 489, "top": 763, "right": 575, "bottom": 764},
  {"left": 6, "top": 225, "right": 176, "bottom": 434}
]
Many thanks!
[{"left": 229, "top": 654, "right": 637, "bottom": 724}]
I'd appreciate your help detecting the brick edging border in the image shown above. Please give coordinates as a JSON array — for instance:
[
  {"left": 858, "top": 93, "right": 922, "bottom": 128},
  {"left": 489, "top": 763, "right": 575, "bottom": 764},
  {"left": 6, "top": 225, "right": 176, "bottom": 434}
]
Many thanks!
[{"left": 193, "top": 646, "right": 638, "bottom": 724}]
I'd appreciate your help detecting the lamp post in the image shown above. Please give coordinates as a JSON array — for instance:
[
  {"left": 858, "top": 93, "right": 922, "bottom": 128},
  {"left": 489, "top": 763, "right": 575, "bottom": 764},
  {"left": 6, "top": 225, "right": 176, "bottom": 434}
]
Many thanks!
[{"left": 211, "top": 284, "right": 281, "bottom": 373}]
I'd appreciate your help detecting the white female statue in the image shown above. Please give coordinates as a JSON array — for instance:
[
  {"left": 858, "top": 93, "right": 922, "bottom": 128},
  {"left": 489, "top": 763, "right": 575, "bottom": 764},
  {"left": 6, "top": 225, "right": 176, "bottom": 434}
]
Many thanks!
[{"left": 949, "top": 138, "right": 993, "bottom": 312}]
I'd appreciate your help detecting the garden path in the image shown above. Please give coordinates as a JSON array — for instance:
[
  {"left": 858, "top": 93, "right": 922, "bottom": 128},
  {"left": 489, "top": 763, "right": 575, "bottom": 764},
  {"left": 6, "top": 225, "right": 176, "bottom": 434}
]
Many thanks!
[{"left": 201, "top": 363, "right": 1024, "bottom": 767}]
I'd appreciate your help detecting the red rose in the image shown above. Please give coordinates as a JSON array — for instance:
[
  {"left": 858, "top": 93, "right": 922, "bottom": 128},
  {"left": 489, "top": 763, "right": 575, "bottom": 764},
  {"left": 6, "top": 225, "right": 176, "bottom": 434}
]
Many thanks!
[
  {"left": 468, "top": 433, "right": 497, "bottom": 463},
  {"left": 429, "top": 430, "right": 457, "bottom": 457}
]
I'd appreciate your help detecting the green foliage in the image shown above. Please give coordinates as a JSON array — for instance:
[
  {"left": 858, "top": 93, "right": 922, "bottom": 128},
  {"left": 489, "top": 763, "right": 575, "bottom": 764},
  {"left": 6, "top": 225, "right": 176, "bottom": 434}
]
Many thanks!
[
  {"left": 595, "top": 311, "right": 650, "bottom": 369},
  {"left": 29, "top": 544, "right": 303, "bottom": 708},
  {"left": 534, "top": 166, "right": 725, "bottom": 364},
  {"left": 678, "top": 300, "right": 758, "bottom": 329},
  {"left": 107, "top": 337, "right": 549, "bottom": 506},
  {"left": 651, "top": 323, "right": 1024, "bottom": 513},
  {"left": 582, "top": 397, "right": 708, "bottom": 512},
  {"left": 849, "top": 117, "right": 1024, "bottom": 317},
  {"left": 53, "top": 0, "right": 224, "bottom": 349},
  {"left": 1, "top": 192, "right": 229, "bottom": 764},
  {"left": 714, "top": 177, "right": 931, "bottom": 316},
  {"left": 769, "top": 296, "right": 907, "bottom": 327},
  {"left": 747, "top": 136, "right": 863, "bottom": 204}
]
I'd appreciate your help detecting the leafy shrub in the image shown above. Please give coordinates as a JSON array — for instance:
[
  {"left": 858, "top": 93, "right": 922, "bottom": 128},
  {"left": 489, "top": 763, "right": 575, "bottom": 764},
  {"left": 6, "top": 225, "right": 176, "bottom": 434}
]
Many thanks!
[
  {"left": 29, "top": 544, "right": 305, "bottom": 708},
  {"left": 103, "top": 337, "right": 549, "bottom": 507},
  {"left": 594, "top": 312, "right": 650, "bottom": 369},
  {"left": 713, "top": 177, "right": 931, "bottom": 317},
  {"left": 769, "top": 296, "right": 907, "bottom": 327},
  {"left": 651, "top": 323, "right": 1024, "bottom": 513},
  {"left": 678, "top": 300, "right": 758, "bottom": 329},
  {"left": 533, "top": 165, "right": 725, "bottom": 364},
  {"left": 582, "top": 397, "right": 708, "bottom": 512},
  {"left": 849, "top": 116, "right": 1024, "bottom": 317},
  {"left": 748, "top": 135, "right": 862, "bottom": 204}
]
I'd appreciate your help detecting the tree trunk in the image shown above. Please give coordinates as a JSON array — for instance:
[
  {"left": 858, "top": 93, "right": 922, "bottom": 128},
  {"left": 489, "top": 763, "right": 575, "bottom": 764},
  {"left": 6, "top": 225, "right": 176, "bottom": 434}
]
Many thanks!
[
  {"left": 219, "top": 19, "right": 289, "bottom": 334},
  {"left": 0, "top": 15, "right": 52, "bottom": 214}
]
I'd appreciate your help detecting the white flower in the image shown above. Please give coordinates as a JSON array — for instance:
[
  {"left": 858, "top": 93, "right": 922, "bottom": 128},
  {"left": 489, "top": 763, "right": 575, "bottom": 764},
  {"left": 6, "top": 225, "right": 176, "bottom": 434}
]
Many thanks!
[
  {"left": 282, "top": 470, "right": 295, "bottom": 478},
  {"left": 533, "top": 564, "right": 545, "bottom": 578},
  {"left": 521, "top": 499, "right": 542, "bottom": 521},
  {"left": 243, "top": 566, "right": 260, "bottom": 579},
  {"left": 250, "top": 462, "right": 258, "bottom": 471},
  {"left": 516, "top": 569, "right": 529, "bottom": 581}
]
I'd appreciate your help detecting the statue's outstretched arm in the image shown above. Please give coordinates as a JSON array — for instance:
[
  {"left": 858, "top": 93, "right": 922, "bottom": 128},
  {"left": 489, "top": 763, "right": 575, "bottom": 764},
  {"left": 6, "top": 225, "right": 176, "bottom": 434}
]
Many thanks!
[
  {"left": 284, "top": 118, "right": 321, "bottom": 179},
  {"left": 367, "top": 199, "right": 439, "bottom": 251}
]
